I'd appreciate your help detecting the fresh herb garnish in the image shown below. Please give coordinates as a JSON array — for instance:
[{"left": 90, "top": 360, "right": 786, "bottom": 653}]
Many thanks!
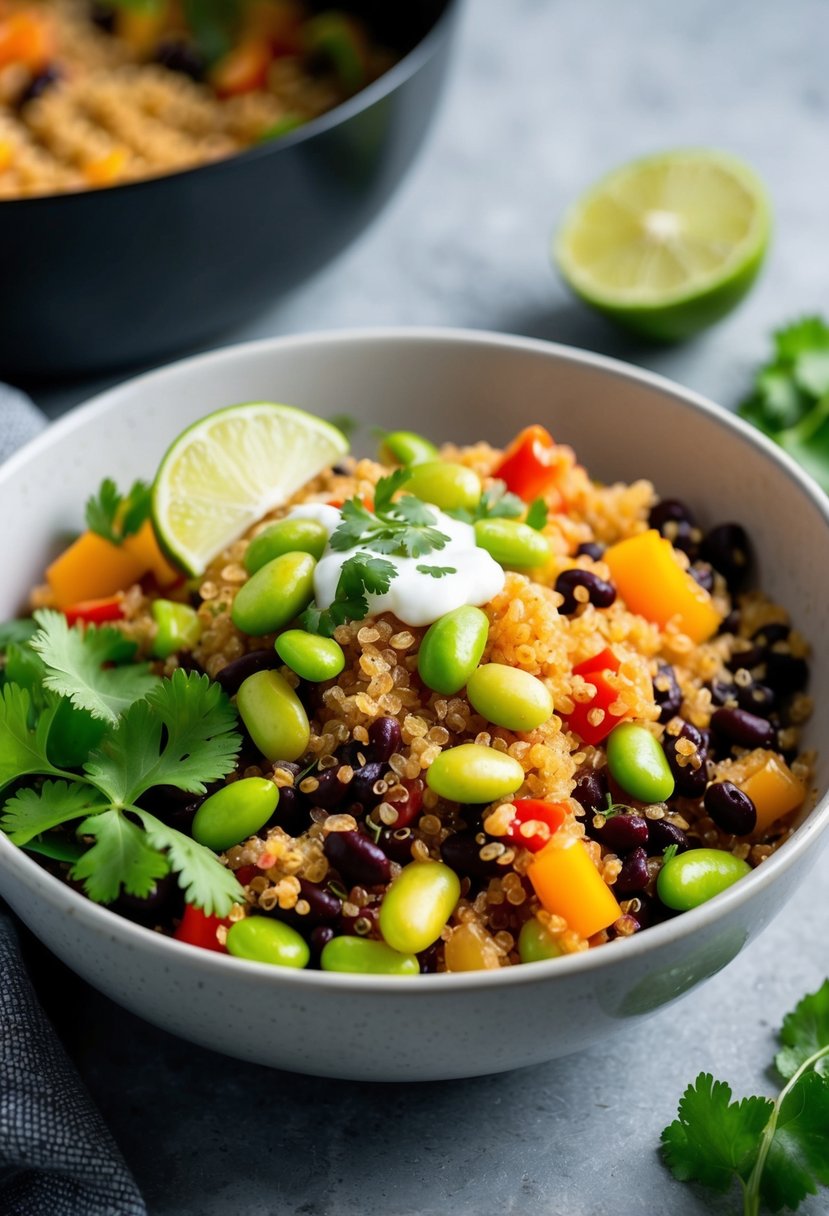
[
  {"left": 661, "top": 979, "right": 829, "bottom": 1215},
  {"left": 328, "top": 413, "right": 358, "bottom": 441},
  {"left": 0, "top": 621, "right": 245, "bottom": 916},
  {"left": 661, "top": 843, "right": 679, "bottom": 864},
  {"left": 416, "top": 564, "right": 457, "bottom": 578},
  {"left": 525, "top": 497, "right": 549, "bottom": 531},
  {"left": 739, "top": 317, "right": 829, "bottom": 493},
  {"left": 85, "top": 477, "right": 152, "bottom": 545},
  {"left": 449, "top": 479, "right": 526, "bottom": 524},
  {"left": 301, "top": 553, "right": 396, "bottom": 638},
  {"left": 329, "top": 469, "right": 450, "bottom": 558}
]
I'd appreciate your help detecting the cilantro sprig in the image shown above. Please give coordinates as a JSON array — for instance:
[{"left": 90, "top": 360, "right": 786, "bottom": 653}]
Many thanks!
[
  {"left": 448, "top": 479, "right": 548, "bottom": 531},
  {"left": 662, "top": 979, "right": 829, "bottom": 1214},
  {"left": 0, "top": 619, "right": 245, "bottom": 916},
  {"left": 329, "top": 468, "right": 450, "bottom": 558},
  {"left": 739, "top": 318, "right": 829, "bottom": 493},
  {"left": 85, "top": 477, "right": 152, "bottom": 545}
]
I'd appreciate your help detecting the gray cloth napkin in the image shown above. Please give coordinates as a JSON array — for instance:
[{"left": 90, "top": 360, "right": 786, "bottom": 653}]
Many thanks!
[{"left": 0, "top": 385, "right": 147, "bottom": 1216}]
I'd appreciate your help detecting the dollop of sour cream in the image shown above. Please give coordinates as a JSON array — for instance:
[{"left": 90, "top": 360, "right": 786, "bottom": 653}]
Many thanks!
[{"left": 288, "top": 503, "right": 505, "bottom": 627}]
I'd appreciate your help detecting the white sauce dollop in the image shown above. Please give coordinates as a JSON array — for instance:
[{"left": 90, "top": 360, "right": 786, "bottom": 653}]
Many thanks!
[{"left": 288, "top": 503, "right": 505, "bottom": 627}]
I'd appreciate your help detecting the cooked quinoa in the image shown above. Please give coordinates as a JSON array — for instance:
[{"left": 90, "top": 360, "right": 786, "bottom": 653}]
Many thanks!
[
  {"left": 0, "top": 0, "right": 395, "bottom": 198},
  {"left": 82, "top": 434, "right": 814, "bottom": 972}
]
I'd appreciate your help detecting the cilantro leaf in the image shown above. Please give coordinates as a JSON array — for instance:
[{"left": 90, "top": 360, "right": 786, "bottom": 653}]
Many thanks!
[
  {"left": 761, "top": 1070, "right": 829, "bottom": 1211},
  {"left": 774, "top": 317, "right": 829, "bottom": 363},
  {"left": 85, "top": 669, "right": 240, "bottom": 805},
  {"left": 135, "top": 808, "right": 244, "bottom": 917},
  {"left": 72, "top": 808, "right": 170, "bottom": 903},
  {"left": 416, "top": 564, "right": 456, "bottom": 578},
  {"left": 661, "top": 1073, "right": 771, "bottom": 1191},
  {"left": 449, "top": 480, "right": 525, "bottom": 525},
  {"left": 0, "top": 684, "right": 64, "bottom": 791},
  {"left": 373, "top": 468, "right": 412, "bottom": 515},
  {"left": 329, "top": 475, "right": 449, "bottom": 560},
  {"left": 525, "top": 498, "right": 549, "bottom": 531},
  {"left": 30, "top": 609, "right": 158, "bottom": 725},
  {"left": 1, "top": 779, "right": 106, "bottom": 845},
  {"left": 0, "top": 618, "right": 37, "bottom": 651},
  {"left": 776, "top": 980, "right": 829, "bottom": 1079},
  {"left": 85, "top": 477, "right": 151, "bottom": 544}
]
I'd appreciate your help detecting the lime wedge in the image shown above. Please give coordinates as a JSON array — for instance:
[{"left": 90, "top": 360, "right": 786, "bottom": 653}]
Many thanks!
[
  {"left": 152, "top": 403, "right": 349, "bottom": 575},
  {"left": 553, "top": 149, "right": 771, "bottom": 341}
]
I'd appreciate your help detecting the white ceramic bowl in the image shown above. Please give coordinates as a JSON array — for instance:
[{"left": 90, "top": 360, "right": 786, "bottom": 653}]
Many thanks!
[{"left": 2, "top": 329, "right": 828, "bottom": 1082}]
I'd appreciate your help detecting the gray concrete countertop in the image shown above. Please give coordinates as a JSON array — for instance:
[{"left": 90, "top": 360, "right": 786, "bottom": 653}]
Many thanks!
[{"left": 21, "top": 0, "right": 829, "bottom": 1212}]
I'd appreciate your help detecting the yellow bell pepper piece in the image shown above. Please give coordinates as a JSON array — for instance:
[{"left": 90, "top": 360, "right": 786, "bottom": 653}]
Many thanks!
[
  {"left": 737, "top": 753, "right": 807, "bottom": 835},
  {"left": 527, "top": 839, "right": 621, "bottom": 939},
  {"left": 604, "top": 528, "right": 722, "bottom": 643}
]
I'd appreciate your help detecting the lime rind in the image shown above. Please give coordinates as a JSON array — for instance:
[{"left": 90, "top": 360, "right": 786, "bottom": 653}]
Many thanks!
[{"left": 152, "top": 402, "right": 349, "bottom": 576}]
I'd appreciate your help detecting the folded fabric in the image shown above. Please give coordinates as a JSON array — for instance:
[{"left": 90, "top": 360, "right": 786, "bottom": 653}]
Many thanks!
[{"left": 0, "top": 386, "right": 147, "bottom": 1216}]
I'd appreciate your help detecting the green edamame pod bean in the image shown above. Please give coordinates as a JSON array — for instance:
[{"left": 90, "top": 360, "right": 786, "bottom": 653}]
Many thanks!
[
  {"left": 320, "top": 935, "right": 419, "bottom": 975},
  {"left": 378, "top": 430, "right": 438, "bottom": 467},
  {"left": 232, "top": 551, "right": 316, "bottom": 636},
  {"left": 656, "top": 848, "right": 752, "bottom": 911},
  {"left": 404, "top": 460, "right": 482, "bottom": 512},
  {"left": 192, "top": 777, "right": 278, "bottom": 852},
  {"left": 466, "top": 663, "right": 553, "bottom": 731},
  {"left": 151, "top": 599, "right": 201, "bottom": 659},
  {"left": 518, "top": 918, "right": 563, "bottom": 964},
  {"left": 417, "top": 605, "right": 489, "bottom": 695},
  {"left": 226, "top": 916, "right": 309, "bottom": 968},
  {"left": 236, "top": 669, "right": 310, "bottom": 762},
  {"left": 426, "top": 743, "right": 524, "bottom": 803},
  {"left": 606, "top": 722, "right": 675, "bottom": 803},
  {"left": 244, "top": 518, "right": 328, "bottom": 574},
  {"left": 275, "top": 629, "right": 345, "bottom": 682},
  {"left": 379, "top": 861, "right": 461, "bottom": 954},
  {"left": 474, "top": 518, "right": 551, "bottom": 570}
]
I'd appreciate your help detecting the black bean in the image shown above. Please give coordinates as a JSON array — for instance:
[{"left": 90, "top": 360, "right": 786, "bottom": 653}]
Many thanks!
[
  {"left": 17, "top": 65, "right": 61, "bottom": 108},
  {"left": 726, "top": 645, "right": 765, "bottom": 673},
  {"left": 614, "top": 847, "right": 650, "bottom": 895},
  {"left": 736, "top": 682, "right": 776, "bottom": 718},
  {"left": 765, "top": 650, "right": 809, "bottom": 695},
  {"left": 418, "top": 944, "right": 441, "bottom": 973},
  {"left": 348, "top": 761, "right": 387, "bottom": 808},
  {"left": 689, "top": 561, "right": 715, "bottom": 594},
  {"left": 89, "top": 1, "right": 115, "bottom": 32},
  {"left": 591, "top": 813, "right": 649, "bottom": 852},
  {"left": 572, "top": 770, "right": 609, "bottom": 815},
  {"left": 324, "top": 830, "right": 391, "bottom": 887},
  {"left": 624, "top": 894, "right": 655, "bottom": 931},
  {"left": 711, "top": 707, "right": 776, "bottom": 751},
  {"left": 440, "top": 832, "right": 504, "bottom": 879},
  {"left": 115, "top": 873, "right": 178, "bottom": 921},
  {"left": 378, "top": 826, "right": 416, "bottom": 863},
  {"left": 155, "top": 38, "right": 206, "bottom": 80},
  {"left": 704, "top": 782, "right": 757, "bottom": 836},
  {"left": 701, "top": 523, "right": 751, "bottom": 590},
  {"left": 575, "top": 541, "right": 605, "bottom": 560},
  {"left": 663, "top": 722, "right": 709, "bottom": 797},
  {"left": 646, "top": 818, "right": 690, "bottom": 855},
  {"left": 309, "top": 926, "right": 335, "bottom": 963},
  {"left": 709, "top": 677, "right": 737, "bottom": 707},
  {"left": 339, "top": 905, "right": 379, "bottom": 937},
  {"left": 718, "top": 608, "right": 741, "bottom": 636},
  {"left": 652, "top": 662, "right": 682, "bottom": 723},
  {"left": 214, "top": 648, "right": 279, "bottom": 695},
  {"left": 266, "top": 784, "right": 310, "bottom": 836},
  {"left": 311, "top": 766, "right": 351, "bottom": 809},
  {"left": 751, "top": 622, "right": 790, "bottom": 648},
  {"left": 368, "top": 716, "right": 402, "bottom": 763},
  {"left": 554, "top": 568, "right": 616, "bottom": 615},
  {"left": 649, "top": 499, "right": 696, "bottom": 530}
]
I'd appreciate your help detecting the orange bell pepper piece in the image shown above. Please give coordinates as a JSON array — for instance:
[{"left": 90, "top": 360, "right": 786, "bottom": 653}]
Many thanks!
[
  {"left": 211, "top": 40, "right": 271, "bottom": 96},
  {"left": 122, "top": 519, "right": 180, "bottom": 588},
  {"left": 0, "top": 140, "right": 13, "bottom": 173},
  {"left": 528, "top": 839, "right": 621, "bottom": 938},
  {"left": 737, "top": 754, "right": 806, "bottom": 835},
  {"left": 83, "top": 148, "right": 129, "bottom": 189},
  {"left": 603, "top": 529, "right": 722, "bottom": 643},
  {"left": 46, "top": 531, "right": 149, "bottom": 608},
  {"left": 0, "top": 11, "right": 52, "bottom": 71}
]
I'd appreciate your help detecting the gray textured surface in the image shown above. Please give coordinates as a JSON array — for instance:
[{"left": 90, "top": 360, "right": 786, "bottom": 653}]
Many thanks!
[{"left": 23, "top": 0, "right": 829, "bottom": 1212}]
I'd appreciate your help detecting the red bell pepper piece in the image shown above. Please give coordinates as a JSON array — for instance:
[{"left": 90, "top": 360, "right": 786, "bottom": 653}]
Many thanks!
[
  {"left": 234, "top": 865, "right": 258, "bottom": 886},
  {"left": 493, "top": 425, "right": 569, "bottom": 504},
  {"left": 564, "top": 647, "right": 630, "bottom": 746},
  {"left": 505, "top": 799, "right": 567, "bottom": 853},
  {"left": 62, "top": 595, "right": 124, "bottom": 626},
  {"left": 173, "top": 904, "right": 229, "bottom": 953}
]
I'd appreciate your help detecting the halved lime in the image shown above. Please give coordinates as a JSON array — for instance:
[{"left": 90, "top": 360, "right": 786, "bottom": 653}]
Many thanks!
[
  {"left": 553, "top": 149, "right": 771, "bottom": 341},
  {"left": 152, "top": 403, "right": 349, "bottom": 575}
]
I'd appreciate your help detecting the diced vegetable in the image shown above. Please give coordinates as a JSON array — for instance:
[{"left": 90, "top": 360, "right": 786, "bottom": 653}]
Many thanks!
[
  {"left": 121, "top": 519, "right": 179, "bottom": 587},
  {"left": 0, "top": 11, "right": 53, "bottom": 71},
  {"left": 151, "top": 600, "right": 202, "bottom": 659},
  {"left": 211, "top": 39, "right": 271, "bottom": 95},
  {"left": 735, "top": 753, "right": 806, "bottom": 835},
  {"left": 173, "top": 903, "right": 229, "bottom": 952},
  {"left": 46, "top": 531, "right": 148, "bottom": 607},
  {"left": 62, "top": 596, "right": 124, "bottom": 626},
  {"left": 504, "top": 799, "right": 567, "bottom": 853},
  {"left": 493, "top": 425, "right": 570, "bottom": 504},
  {"left": 563, "top": 647, "right": 631, "bottom": 745},
  {"left": 527, "top": 839, "right": 622, "bottom": 938},
  {"left": 604, "top": 529, "right": 722, "bottom": 643}
]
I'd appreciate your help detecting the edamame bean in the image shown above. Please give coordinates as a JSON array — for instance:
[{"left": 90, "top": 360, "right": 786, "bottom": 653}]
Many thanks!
[
  {"left": 518, "top": 918, "right": 563, "bottom": 964},
  {"left": 275, "top": 629, "right": 345, "bottom": 682},
  {"left": 379, "top": 861, "right": 461, "bottom": 954},
  {"left": 657, "top": 848, "right": 752, "bottom": 911},
  {"left": 192, "top": 777, "right": 278, "bottom": 852},
  {"left": 474, "top": 519, "right": 551, "bottom": 570},
  {"left": 378, "top": 430, "right": 438, "bottom": 467},
  {"left": 606, "top": 723, "right": 675, "bottom": 803},
  {"left": 417, "top": 605, "right": 489, "bottom": 695},
  {"left": 236, "top": 669, "right": 310, "bottom": 761},
  {"left": 466, "top": 663, "right": 553, "bottom": 731},
  {"left": 320, "top": 935, "right": 419, "bottom": 975},
  {"left": 226, "top": 917, "right": 309, "bottom": 968},
  {"left": 404, "top": 460, "right": 482, "bottom": 512},
  {"left": 244, "top": 518, "right": 328, "bottom": 574},
  {"left": 426, "top": 744, "right": 524, "bottom": 803},
  {"left": 232, "top": 551, "right": 316, "bottom": 636},
  {"left": 151, "top": 599, "right": 201, "bottom": 659}
]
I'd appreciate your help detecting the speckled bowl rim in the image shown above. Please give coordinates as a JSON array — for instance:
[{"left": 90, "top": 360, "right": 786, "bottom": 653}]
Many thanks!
[
  {"left": 0, "top": 0, "right": 459, "bottom": 209},
  {"left": 3, "top": 326, "right": 828, "bottom": 993}
]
